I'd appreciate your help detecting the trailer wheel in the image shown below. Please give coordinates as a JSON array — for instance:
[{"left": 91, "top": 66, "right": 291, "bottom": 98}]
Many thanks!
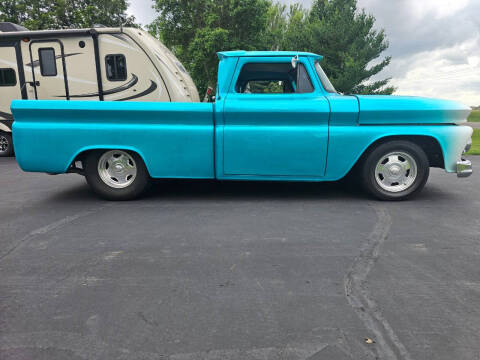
[
  {"left": 0, "top": 132, "right": 13, "bottom": 157},
  {"left": 361, "top": 140, "right": 429, "bottom": 201},
  {"left": 84, "top": 149, "right": 150, "bottom": 200}
]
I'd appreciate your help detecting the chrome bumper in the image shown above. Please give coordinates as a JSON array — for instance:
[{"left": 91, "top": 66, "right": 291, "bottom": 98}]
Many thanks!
[{"left": 457, "top": 159, "right": 472, "bottom": 178}]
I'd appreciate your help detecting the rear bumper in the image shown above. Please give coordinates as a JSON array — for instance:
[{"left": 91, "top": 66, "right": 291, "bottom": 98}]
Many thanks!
[{"left": 457, "top": 159, "right": 472, "bottom": 178}]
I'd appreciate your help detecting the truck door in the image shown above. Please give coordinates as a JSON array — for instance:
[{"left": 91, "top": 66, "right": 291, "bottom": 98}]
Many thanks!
[
  {"left": 0, "top": 44, "right": 22, "bottom": 125},
  {"left": 222, "top": 57, "right": 330, "bottom": 177},
  {"left": 28, "top": 40, "right": 69, "bottom": 99}
]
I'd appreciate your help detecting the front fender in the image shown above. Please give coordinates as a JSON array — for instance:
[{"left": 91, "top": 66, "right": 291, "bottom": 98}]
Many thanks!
[{"left": 325, "top": 124, "right": 473, "bottom": 180}]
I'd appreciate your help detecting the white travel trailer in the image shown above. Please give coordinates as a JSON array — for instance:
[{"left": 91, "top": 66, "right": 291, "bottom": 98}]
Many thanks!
[{"left": 0, "top": 22, "right": 200, "bottom": 156}]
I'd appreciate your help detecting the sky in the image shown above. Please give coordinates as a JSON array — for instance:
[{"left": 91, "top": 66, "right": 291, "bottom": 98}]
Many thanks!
[{"left": 127, "top": 0, "right": 480, "bottom": 106}]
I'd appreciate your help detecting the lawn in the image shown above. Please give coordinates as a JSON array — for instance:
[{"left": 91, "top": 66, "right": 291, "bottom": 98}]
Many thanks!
[
  {"left": 468, "top": 110, "right": 480, "bottom": 122},
  {"left": 467, "top": 129, "right": 480, "bottom": 155}
]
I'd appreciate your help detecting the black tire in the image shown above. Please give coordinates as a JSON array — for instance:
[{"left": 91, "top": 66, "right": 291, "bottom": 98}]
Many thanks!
[
  {"left": 0, "top": 132, "right": 14, "bottom": 157},
  {"left": 360, "top": 140, "right": 429, "bottom": 201},
  {"left": 84, "top": 149, "right": 150, "bottom": 201}
]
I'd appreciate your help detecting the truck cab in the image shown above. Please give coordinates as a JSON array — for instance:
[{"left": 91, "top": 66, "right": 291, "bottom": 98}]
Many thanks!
[{"left": 215, "top": 51, "right": 340, "bottom": 178}]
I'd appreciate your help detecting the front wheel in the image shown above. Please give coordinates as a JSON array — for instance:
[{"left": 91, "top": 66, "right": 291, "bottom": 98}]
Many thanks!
[
  {"left": 84, "top": 149, "right": 150, "bottom": 200},
  {"left": 0, "top": 132, "right": 14, "bottom": 157},
  {"left": 361, "top": 141, "right": 430, "bottom": 201}
]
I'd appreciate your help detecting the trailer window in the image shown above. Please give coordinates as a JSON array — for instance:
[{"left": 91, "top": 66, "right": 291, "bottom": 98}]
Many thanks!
[
  {"left": 38, "top": 48, "right": 57, "bottom": 76},
  {"left": 0, "top": 68, "right": 16, "bottom": 86},
  {"left": 105, "top": 54, "right": 127, "bottom": 81}
]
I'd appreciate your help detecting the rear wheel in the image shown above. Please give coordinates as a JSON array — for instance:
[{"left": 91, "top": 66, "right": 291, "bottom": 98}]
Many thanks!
[
  {"left": 361, "top": 140, "right": 429, "bottom": 201},
  {"left": 84, "top": 149, "right": 150, "bottom": 200},
  {"left": 0, "top": 132, "right": 13, "bottom": 157}
]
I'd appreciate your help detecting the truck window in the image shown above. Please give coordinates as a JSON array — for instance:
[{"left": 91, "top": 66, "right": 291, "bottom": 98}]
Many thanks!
[
  {"left": 38, "top": 48, "right": 57, "bottom": 76},
  {"left": 0, "top": 68, "right": 16, "bottom": 86},
  {"left": 314, "top": 62, "right": 336, "bottom": 93},
  {"left": 105, "top": 54, "right": 127, "bottom": 81},
  {"left": 236, "top": 62, "right": 313, "bottom": 94},
  {"left": 296, "top": 63, "right": 314, "bottom": 93},
  {"left": 242, "top": 80, "right": 292, "bottom": 94}
]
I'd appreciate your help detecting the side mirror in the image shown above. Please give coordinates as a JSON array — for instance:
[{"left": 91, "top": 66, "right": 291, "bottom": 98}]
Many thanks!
[{"left": 291, "top": 55, "right": 299, "bottom": 69}]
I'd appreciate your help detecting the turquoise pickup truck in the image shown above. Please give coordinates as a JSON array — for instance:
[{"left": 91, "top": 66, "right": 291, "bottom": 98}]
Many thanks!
[{"left": 12, "top": 51, "right": 473, "bottom": 200}]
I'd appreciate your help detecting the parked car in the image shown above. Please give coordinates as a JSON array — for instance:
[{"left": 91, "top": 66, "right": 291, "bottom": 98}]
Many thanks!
[
  {"left": 11, "top": 51, "right": 473, "bottom": 200},
  {"left": 0, "top": 22, "right": 199, "bottom": 156}
]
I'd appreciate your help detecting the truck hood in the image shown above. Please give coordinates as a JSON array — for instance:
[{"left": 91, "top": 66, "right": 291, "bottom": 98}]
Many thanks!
[{"left": 355, "top": 95, "right": 471, "bottom": 125}]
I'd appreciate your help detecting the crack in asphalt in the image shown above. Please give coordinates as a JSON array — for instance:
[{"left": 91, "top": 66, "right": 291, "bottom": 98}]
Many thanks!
[
  {"left": 344, "top": 205, "right": 413, "bottom": 360},
  {"left": 0, "top": 205, "right": 110, "bottom": 262}
]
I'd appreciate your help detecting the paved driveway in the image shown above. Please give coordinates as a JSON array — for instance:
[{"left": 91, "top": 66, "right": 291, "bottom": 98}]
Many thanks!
[{"left": 1, "top": 157, "right": 479, "bottom": 360}]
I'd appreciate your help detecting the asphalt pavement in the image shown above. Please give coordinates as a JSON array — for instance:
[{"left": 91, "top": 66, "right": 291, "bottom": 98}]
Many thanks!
[{"left": 1, "top": 157, "right": 479, "bottom": 360}]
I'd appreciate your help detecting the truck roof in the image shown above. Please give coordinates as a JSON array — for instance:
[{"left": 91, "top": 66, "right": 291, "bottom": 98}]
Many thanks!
[{"left": 217, "top": 51, "right": 323, "bottom": 60}]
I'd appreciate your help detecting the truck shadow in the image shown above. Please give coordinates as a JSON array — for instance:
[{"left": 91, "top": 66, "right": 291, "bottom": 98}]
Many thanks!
[
  {"left": 47, "top": 177, "right": 453, "bottom": 203},
  {"left": 47, "top": 178, "right": 369, "bottom": 203},
  {"left": 146, "top": 179, "right": 458, "bottom": 202},
  {"left": 147, "top": 179, "right": 368, "bottom": 201}
]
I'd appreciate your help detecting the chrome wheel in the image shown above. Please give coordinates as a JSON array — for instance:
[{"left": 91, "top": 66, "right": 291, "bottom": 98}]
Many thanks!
[
  {"left": 0, "top": 135, "right": 9, "bottom": 154},
  {"left": 375, "top": 151, "right": 417, "bottom": 193},
  {"left": 97, "top": 150, "right": 137, "bottom": 189}
]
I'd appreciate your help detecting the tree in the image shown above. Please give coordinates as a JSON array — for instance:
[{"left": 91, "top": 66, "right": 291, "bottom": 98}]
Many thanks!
[
  {"left": 263, "top": 3, "right": 288, "bottom": 51},
  {"left": 149, "top": 0, "right": 272, "bottom": 96},
  {"left": 151, "top": 0, "right": 393, "bottom": 96},
  {"left": 0, "top": 0, "right": 137, "bottom": 30},
  {"left": 270, "top": 0, "right": 394, "bottom": 94}
]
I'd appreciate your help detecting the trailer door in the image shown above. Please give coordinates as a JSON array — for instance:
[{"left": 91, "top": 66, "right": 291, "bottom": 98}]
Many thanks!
[{"left": 28, "top": 40, "right": 69, "bottom": 99}]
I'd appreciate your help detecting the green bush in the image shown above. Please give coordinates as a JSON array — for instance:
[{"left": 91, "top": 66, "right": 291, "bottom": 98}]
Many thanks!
[
  {"left": 467, "top": 129, "right": 480, "bottom": 155},
  {"left": 468, "top": 110, "right": 480, "bottom": 123}
]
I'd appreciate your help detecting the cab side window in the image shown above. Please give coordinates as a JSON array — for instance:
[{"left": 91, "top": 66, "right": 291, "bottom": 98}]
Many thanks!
[
  {"left": 105, "top": 54, "right": 127, "bottom": 81},
  {"left": 235, "top": 62, "right": 314, "bottom": 94}
]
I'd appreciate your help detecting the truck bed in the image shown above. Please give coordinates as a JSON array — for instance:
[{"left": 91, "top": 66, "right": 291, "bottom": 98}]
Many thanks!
[{"left": 11, "top": 100, "right": 215, "bottom": 178}]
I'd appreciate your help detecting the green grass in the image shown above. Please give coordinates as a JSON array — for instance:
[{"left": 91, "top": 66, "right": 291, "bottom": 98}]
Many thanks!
[
  {"left": 467, "top": 129, "right": 480, "bottom": 155},
  {"left": 468, "top": 110, "right": 480, "bottom": 122}
]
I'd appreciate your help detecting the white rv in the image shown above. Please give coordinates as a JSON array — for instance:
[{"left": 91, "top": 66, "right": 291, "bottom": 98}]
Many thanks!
[{"left": 0, "top": 22, "right": 200, "bottom": 156}]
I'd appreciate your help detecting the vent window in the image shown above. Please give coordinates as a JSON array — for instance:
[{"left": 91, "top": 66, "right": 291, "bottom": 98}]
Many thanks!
[
  {"left": 105, "top": 54, "right": 127, "bottom": 81},
  {"left": 296, "top": 63, "right": 314, "bottom": 93},
  {"left": 0, "top": 68, "right": 16, "bottom": 86},
  {"left": 38, "top": 48, "right": 57, "bottom": 76}
]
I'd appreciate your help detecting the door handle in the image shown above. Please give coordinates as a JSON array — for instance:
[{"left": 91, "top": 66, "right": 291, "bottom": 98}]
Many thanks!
[{"left": 27, "top": 81, "right": 40, "bottom": 86}]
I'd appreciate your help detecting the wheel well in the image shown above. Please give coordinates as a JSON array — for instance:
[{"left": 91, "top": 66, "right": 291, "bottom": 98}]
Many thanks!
[
  {"left": 66, "top": 149, "right": 94, "bottom": 174},
  {"left": 72, "top": 149, "right": 94, "bottom": 164},
  {"left": 358, "top": 135, "right": 445, "bottom": 169},
  {"left": 69, "top": 148, "right": 149, "bottom": 175}
]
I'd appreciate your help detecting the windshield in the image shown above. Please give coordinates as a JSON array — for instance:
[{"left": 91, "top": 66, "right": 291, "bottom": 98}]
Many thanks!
[{"left": 315, "top": 62, "right": 337, "bottom": 93}]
